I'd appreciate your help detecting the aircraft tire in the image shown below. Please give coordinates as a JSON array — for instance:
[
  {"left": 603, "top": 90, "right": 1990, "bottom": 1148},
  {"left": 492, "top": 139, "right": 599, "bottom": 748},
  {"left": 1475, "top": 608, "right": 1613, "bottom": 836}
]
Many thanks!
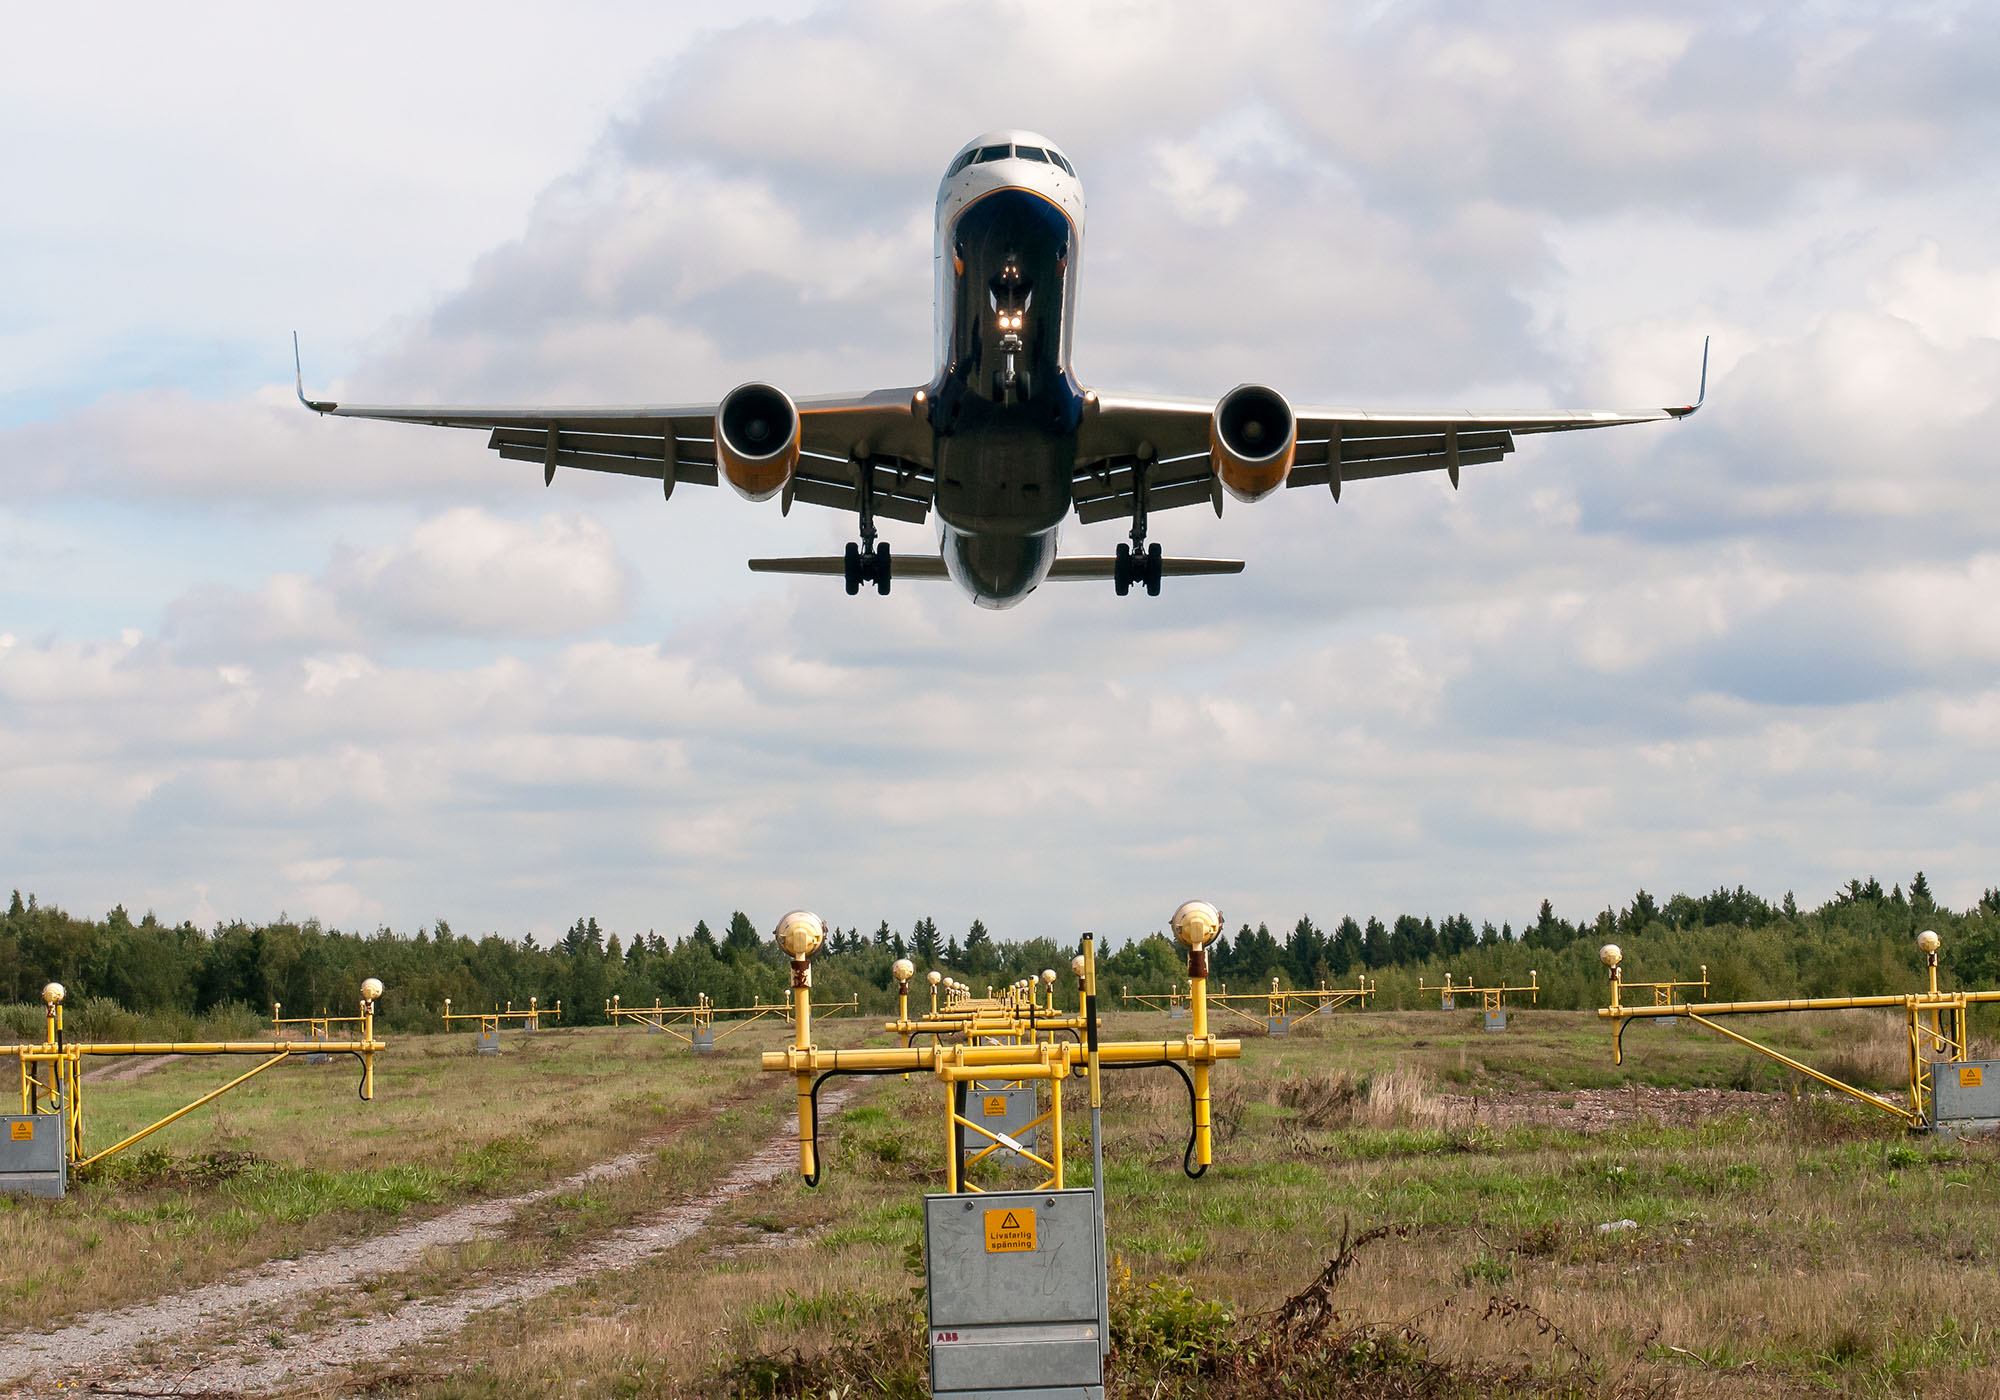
[
  {"left": 875, "top": 541, "right": 892, "bottom": 596},
  {"left": 1145, "top": 543, "right": 1163, "bottom": 597},
  {"left": 1115, "top": 543, "right": 1132, "bottom": 597},
  {"left": 844, "top": 542, "right": 861, "bottom": 596}
]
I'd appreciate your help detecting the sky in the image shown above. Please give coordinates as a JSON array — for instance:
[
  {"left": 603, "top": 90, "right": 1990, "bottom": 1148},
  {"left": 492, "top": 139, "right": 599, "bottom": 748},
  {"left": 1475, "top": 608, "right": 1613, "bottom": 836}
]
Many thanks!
[{"left": 3, "top": 0, "right": 1997, "bottom": 949}]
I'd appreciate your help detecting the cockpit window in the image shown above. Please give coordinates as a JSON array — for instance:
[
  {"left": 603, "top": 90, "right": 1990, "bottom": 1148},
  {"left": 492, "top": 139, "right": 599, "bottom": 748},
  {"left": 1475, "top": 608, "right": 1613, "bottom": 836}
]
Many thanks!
[
  {"left": 1014, "top": 145, "right": 1049, "bottom": 163},
  {"left": 1049, "top": 152, "right": 1076, "bottom": 176},
  {"left": 974, "top": 144, "right": 1011, "bottom": 164},
  {"left": 947, "top": 150, "right": 976, "bottom": 177}
]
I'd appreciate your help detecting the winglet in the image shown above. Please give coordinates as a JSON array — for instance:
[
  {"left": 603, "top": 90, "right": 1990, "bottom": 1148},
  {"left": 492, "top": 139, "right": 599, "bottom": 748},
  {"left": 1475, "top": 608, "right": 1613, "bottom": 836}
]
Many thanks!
[
  {"left": 1665, "top": 335, "right": 1708, "bottom": 419},
  {"left": 294, "top": 332, "right": 336, "bottom": 414}
]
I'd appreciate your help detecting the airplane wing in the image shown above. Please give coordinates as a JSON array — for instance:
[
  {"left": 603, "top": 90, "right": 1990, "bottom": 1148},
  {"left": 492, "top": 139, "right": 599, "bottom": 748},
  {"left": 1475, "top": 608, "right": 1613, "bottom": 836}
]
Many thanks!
[
  {"left": 296, "top": 343, "right": 936, "bottom": 523},
  {"left": 1069, "top": 344, "right": 1706, "bottom": 525}
]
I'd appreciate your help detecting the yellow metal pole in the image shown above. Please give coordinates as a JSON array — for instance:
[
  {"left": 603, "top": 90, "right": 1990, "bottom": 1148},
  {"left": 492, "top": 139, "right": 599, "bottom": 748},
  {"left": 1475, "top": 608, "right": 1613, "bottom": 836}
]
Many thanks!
[
  {"left": 774, "top": 912, "right": 825, "bottom": 1181},
  {"left": 76, "top": 1052, "right": 293, "bottom": 1169}
]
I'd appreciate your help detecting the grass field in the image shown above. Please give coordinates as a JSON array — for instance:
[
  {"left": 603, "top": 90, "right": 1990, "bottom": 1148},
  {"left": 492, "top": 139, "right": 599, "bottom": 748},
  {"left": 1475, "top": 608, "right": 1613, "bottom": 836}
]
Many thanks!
[{"left": 5, "top": 1006, "right": 1998, "bottom": 1396}]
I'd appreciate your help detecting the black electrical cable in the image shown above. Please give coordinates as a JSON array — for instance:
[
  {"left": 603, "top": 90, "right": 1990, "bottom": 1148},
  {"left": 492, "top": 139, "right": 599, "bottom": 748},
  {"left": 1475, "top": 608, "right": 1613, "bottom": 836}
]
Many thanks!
[
  {"left": 343, "top": 1050, "right": 371, "bottom": 1100},
  {"left": 802, "top": 1064, "right": 921, "bottom": 1187},
  {"left": 1099, "top": 1058, "right": 1208, "bottom": 1179}
]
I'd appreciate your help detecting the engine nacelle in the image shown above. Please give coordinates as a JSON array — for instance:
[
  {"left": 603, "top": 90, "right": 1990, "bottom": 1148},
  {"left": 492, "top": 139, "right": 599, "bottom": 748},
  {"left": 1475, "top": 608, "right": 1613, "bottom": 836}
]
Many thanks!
[
  {"left": 715, "top": 382, "right": 801, "bottom": 501},
  {"left": 1210, "top": 384, "right": 1297, "bottom": 502}
]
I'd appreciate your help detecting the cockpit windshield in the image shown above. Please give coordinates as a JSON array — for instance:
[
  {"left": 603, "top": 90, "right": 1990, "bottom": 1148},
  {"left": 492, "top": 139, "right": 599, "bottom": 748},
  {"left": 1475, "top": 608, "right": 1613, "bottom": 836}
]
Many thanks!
[{"left": 951, "top": 142, "right": 1077, "bottom": 178}]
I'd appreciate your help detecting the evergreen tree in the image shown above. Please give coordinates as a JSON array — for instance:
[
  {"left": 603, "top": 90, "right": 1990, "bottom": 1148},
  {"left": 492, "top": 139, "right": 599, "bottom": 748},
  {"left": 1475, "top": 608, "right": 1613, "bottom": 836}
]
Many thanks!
[
  {"left": 1361, "top": 916, "right": 1389, "bottom": 969},
  {"left": 724, "top": 911, "right": 761, "bottom": 958},
  {"left": 964, "top": 919, "right": 995, "bottom": 971},
  {"left": 1286, "top": 916, "right": 1324, "bottom": 983},
  {"left": 688, "top": 919, "right": 719, "bottom": 954},
  {"left": 1911, "top": 871, "right": 1934, "bottom": 912},
  {"left": 1330, "top": 917, "right": 1362, "bottom": 976},
  {"left": 913, "top": 916, "right": 941, "bottom": 963}
]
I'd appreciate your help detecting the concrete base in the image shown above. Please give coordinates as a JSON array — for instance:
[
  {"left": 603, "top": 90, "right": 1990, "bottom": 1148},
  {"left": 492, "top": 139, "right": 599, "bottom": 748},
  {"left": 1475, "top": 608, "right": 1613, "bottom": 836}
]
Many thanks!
[
  {"left": 691, "top": 1027, "right": 715, "bottom": 1055},
  {"left": 476, "top": 1030, "right": 501, "bottom": 1056},
  {"left": 1168, "top": 1006, "right": 1186, "bottom": 1020},
  {"left": 1, "top": 1116, "right": 67, "bottom": 1198},
  {"left": 1484, "top": 1009, "right": 1507, "bottom": 1032},
  {"left": 1265, "top": 1016, "right": 1289, "bottom": 1037}
]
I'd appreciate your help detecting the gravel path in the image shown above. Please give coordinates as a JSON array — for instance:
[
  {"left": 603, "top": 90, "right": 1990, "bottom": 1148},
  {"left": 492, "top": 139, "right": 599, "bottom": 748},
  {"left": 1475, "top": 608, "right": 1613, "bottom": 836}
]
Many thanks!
[
  {"left": 42, "top": 1086, "right": 852, "bottom": 1397},
  {"left": 0, "top": 1086, "right": 823, "bottom": 1393}
]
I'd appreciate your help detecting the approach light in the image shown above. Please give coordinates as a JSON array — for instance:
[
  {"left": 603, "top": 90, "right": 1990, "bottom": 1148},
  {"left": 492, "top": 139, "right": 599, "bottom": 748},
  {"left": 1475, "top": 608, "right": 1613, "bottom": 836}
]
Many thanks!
[
  {"left": 928, "top": 970, "right": 942, "bottom": 986},
  {"left": 774, "top": 910, "right": 826, "bottom": 961},
  {"left": 1599, "top": 944, "right": 1622, "bottom": 968},
  {"left": 1171, "top": 900, "right": 1222, "bottom": 949},
  {"left": 1918, "top": 930, "right": 1941, "bottom": 953},
  {"left": 892, "top": 957, "right": 916, "bottom": 984},
  {"left": 42, "top": 982, "right": 64, "bottom": 1006},
  {"left": 1041, "top": 969, "right": 1057, "bottom": 985},
  {"left": 360, "top": 977, "right": 385, "bottom": 1002}
]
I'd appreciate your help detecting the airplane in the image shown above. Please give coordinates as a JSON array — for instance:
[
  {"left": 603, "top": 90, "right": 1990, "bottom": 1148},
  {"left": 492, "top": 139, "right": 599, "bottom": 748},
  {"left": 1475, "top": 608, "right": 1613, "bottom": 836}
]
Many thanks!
[{"left": 297, "top": 128, "right": 1704, "bottom": 610}]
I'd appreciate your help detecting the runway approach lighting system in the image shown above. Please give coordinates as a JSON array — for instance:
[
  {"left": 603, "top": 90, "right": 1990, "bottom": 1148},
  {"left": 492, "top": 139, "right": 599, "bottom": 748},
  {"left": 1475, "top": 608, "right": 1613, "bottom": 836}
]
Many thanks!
[
  {"left": 758, "top": 899, "right": 1241, "bottom": 1190},
  {"left": 605, "top": 990, "right": 858, "bottom": 1053},
  {"left": 1600, "top": 934, "right": 2000, "bottom": 1133},
  {"left": 759, "top": 901, "right": 1240, "bottom": 1400},
  {"left": 1189, "top": 974, "right": 1376, "bottom": 1035},
  {"left": 3, "top": 980, "right": 387, "bottom": 1198},
  {"left": 441, "top": 996, "right": 561, "bottom": 1054},
  {"left": 1419, "top": 970, "right": 1539, "bottom": 1030}
]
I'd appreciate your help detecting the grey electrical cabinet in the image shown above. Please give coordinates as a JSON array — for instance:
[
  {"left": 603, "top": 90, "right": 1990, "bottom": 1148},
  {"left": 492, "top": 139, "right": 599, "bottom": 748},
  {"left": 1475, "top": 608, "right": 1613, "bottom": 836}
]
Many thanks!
[
  {"left": 1, "top": 1116, "right": 67, "bottom": 1198},
  {"left": 925, "top": 1187, "right": 1104, "bottom": 1400},
  {"left": 1933, "top": 1060, "right": 2000, "bottom": 1133}
]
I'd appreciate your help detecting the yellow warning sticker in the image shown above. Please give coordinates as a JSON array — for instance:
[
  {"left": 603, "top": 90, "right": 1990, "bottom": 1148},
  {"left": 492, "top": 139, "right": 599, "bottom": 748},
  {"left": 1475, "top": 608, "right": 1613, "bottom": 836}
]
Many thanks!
[
  {"left": 1962, "top": 1066, "right": 1985, "bottom": 1088},
  {"left": 984, "top": 1208, "right": 1036, "bottom": 1253},
  {"left": 9, "top": 1121, "right": 32, "bottom": 1141},
  {"left": 982, "top": 1095, "right": 1008, "bottom": 1117}
]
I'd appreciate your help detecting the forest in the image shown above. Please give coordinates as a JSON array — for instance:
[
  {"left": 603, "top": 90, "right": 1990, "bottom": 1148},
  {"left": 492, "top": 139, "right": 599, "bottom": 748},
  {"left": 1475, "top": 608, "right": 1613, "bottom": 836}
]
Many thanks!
[{"left": 4, "top": 876, "right": 1998, "bottom": 1039}]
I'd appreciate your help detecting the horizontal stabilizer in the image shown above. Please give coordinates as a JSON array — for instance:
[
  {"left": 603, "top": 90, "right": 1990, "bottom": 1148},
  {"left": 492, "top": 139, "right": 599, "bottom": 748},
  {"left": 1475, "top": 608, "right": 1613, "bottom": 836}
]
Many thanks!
[
  {"left": 1047, "top": 556, "right": 1244, "bottom": 579},
  {"left": 746, "top": 555, "right": 1245, "bottom": 580},
  {"left": 748, "top": 555, "right": 947, "bottom": 578}
]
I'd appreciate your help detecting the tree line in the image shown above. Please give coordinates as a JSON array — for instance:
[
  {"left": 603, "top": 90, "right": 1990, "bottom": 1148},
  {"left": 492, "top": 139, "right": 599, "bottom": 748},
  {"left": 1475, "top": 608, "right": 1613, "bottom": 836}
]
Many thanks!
[{"left": 4, "top": 877, "right": 1998, "bottom": 1039}]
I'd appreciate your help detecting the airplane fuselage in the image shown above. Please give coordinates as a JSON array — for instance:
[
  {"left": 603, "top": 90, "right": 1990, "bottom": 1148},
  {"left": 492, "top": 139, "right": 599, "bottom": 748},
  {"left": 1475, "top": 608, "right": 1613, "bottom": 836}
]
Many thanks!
[{"left": 926, "top": 131, "right": 1088, "bottom": 608}]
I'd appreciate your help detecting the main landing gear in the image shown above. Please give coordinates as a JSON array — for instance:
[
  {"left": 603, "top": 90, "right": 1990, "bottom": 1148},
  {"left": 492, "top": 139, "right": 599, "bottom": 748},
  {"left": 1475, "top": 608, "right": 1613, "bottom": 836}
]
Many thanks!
[
  {"left": 844, "top": 454, "right": 891, "bottom": 596},
  {"left": 1114, "top": 452, "right": 1163, "bottom": 597}
]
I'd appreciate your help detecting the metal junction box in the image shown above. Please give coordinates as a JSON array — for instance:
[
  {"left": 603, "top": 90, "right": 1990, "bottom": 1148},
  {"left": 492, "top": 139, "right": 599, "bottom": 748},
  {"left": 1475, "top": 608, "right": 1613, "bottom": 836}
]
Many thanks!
[
  {"left": 1265, "top": 1016, "right": 1289, "bottom": 1037},
  {"left": 691, "top": 1026, "right": 715, "bottom": 1055},
  {"left": 1, "top": 1116, "right": 67, "bottom": 1198},
  {"left": 476, "top": 1030, "right": 500, "bottom": 1056},
  {"left": 925, "top": 1187, "right": 1103, "bottom": 1400},
  {"left": 968, "top": 1084, "right": 1039, "bottom": 1164},
  {"left": 1485, "top": 1008, "right": 1507, "bottom": 1032},
  {"left": 1934, "top": 1060, "right": 2000, "bottom": 1133}
]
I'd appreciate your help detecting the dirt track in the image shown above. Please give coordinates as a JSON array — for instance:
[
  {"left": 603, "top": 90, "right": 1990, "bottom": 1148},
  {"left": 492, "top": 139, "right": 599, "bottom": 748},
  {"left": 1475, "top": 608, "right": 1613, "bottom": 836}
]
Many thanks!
[{"left": 0, "top": 1086, "right": 851, "bottom": 1397}]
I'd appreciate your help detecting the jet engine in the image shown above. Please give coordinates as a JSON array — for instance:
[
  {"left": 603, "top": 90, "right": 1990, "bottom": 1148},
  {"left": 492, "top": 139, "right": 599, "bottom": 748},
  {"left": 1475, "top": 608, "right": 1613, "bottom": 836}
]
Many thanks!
[
  {"left": 1209, "top": 384, "right": 1296, "bottom": 502},
  {"left": 715, "top": 382, "right": 801, "bottom": 501}
]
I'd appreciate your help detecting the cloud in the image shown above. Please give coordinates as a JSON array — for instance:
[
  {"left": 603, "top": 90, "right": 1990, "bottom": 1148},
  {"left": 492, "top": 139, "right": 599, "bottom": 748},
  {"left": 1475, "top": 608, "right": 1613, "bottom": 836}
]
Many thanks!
[
  {"left": 4, "top": 0, "right": 2000, "bottom": 939},
  {"left": 161, "top": 508, "right": 630, "bottom": 655}
]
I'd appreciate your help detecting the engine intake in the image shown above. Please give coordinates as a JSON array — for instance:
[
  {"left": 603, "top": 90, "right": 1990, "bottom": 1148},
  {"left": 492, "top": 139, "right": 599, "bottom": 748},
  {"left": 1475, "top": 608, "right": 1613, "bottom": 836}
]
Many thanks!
[
  {"left": 1210, "top": 384, "right": 1296, "bottom": 502},
  {"left": 715, "top": 382, "right": 801, "bottom": 501}
]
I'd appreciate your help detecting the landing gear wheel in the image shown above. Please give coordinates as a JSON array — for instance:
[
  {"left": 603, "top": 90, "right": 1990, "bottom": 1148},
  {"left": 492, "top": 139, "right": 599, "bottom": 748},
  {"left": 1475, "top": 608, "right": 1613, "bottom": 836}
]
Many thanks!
[
  {"left": 1114, "top": 543, "right": 1132, "bottom": 597},
  {"left": 875, "top": 541, "right": 892, "bottom": 596},
  {"left": 1145, "top": 542, "right": 1163, "bottom": 597},
  {"left": 844, "top": 542, "right": 861, "bottom": 596}
]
